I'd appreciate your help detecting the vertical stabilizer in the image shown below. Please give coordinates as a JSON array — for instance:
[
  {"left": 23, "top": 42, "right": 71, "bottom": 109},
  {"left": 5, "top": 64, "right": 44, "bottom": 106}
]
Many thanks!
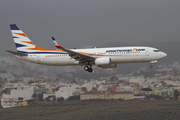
[{"left": 10, "top": 24, "right": 36, "bottom": 53}]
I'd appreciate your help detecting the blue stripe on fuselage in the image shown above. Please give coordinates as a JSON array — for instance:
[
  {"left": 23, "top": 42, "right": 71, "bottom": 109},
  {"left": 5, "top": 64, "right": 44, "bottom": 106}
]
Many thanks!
[{"left": 17, "top": 51, "right": 69, "bottom": 54}]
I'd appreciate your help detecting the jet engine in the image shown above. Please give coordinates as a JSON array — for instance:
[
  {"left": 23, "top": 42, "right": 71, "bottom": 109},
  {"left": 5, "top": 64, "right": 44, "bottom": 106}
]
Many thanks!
[{"left": 95, "top": 57, "right": 111, "bottom": 65}]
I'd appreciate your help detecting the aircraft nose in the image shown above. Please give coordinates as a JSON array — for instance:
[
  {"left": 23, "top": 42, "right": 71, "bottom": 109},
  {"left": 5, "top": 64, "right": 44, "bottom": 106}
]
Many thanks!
[{"left": 161, "top": 52, "right": 167, "bottom": 58}]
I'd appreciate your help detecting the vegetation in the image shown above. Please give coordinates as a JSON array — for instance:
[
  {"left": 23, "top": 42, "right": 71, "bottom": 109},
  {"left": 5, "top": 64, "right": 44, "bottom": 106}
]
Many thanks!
[
  {"left": 38, "top": 92, "right": 45, "bottom": 101},
  {"left": 141, "top": 88, "right": 152, "bottom": 91},
  {"left": 45, "top": 97, "right": 50, "bottom": 101},
  {"left": 26, "top": 99, "right": 36, "bottom": 104},
  {"left": 17, "top": 97, "right": 24, "bottom": 101},
  {"left": 0, "top": 100, "right": 180, "bottom": 120},
  {"left": 147, "top": 94, "right": 165, "bottom": 100},
  {"left": 28, "top": 81, "right": 34, "bottom": 84},
  {"left": 32, "top": 94, "right": 36, "bottom": 99},
  {"left": 67, "top": 95, "right": 80, "bottom": 100},
  {"left": 57, "top": 97, "right": 64, "bottom": 102},
  {"left": 174, "top": 89, "right": 179, "bottom": 100}
]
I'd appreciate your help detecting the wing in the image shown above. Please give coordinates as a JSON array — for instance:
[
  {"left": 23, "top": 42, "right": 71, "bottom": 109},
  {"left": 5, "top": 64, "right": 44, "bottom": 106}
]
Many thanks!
[{"left": 52, "top": 37, "right": 95, "bottom": 64}]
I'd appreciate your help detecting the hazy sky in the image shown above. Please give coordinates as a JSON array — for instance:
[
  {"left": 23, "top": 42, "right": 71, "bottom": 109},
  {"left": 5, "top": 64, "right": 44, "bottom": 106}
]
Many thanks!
[{"left": 1, "top": 0, "right": 180, "bottom": 56}]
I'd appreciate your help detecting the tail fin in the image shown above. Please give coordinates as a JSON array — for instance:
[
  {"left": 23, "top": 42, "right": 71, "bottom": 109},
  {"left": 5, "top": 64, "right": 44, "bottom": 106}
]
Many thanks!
[
  {"left": 10, "top": 24, "right": 38, "bottom": 53},
  {"left": 10, "top": 24, "right": 52, "bottom": 54}
]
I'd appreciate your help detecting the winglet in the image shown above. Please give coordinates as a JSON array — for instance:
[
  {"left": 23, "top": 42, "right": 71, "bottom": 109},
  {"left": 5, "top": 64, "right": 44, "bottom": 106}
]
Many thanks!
[{"left": 52, "top": 37, "right": 62, "bottom": 49}]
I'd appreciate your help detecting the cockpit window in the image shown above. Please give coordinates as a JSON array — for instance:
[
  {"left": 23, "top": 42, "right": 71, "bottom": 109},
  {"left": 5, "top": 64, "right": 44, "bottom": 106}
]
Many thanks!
[{"left": 154, "top": 50, "right": 159, "bottom": 52}]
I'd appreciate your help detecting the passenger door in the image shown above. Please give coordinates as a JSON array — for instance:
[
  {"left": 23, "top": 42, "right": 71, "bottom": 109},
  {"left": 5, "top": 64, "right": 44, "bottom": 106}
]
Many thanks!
[{"left": 145, "top": 49, "right": 149, "bottom": 56}]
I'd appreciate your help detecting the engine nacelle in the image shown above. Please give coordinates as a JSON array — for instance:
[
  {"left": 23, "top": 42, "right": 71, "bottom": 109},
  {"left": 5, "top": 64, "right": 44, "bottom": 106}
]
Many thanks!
[
  {"left": 95, "top": 57, "right": 111, "bottom": 65},
  {"left": 100, "top": 64, "right": 117, "bottom": 69}
]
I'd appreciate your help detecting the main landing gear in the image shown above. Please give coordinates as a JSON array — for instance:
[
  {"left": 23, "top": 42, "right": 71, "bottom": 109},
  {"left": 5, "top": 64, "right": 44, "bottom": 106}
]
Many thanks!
[
  {"left": 149, "top": 64, "right": 153, "bottom": 68},
  {"left": 84, "top": 65, "right": 93, "bottom": 73}
]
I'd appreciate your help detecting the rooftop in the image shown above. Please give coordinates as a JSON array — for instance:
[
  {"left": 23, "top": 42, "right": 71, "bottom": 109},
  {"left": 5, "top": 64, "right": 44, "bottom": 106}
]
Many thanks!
[
  {"left": 107, "top": 92, "right": 133, "bottom": 94},
  {"left": 81, "top": 92, "right": 104, "bottom": 95}
]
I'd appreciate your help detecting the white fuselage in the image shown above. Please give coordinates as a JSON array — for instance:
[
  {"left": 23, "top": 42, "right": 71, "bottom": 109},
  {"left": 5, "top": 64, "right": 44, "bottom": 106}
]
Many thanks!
[
  {"left": 16, "top": 46, "right": 167, "bottom": 66},
  {"left": 8, "top": 24, "right": 167, "bottom": 72}
]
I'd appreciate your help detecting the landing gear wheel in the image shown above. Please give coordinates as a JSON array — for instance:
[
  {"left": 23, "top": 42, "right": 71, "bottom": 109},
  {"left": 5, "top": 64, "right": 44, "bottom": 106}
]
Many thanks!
[
  {"left": 84, "top": 65, "right": 93, "bottom": 73},
  {"left": 149, "top": 65, "right": 153, "bottom": 68},
  {"left": 88, "top": 68, "right": 93, "bottom": 73},
  {"left": 84, "top": 66, "right": 89, "bottom": 71}
]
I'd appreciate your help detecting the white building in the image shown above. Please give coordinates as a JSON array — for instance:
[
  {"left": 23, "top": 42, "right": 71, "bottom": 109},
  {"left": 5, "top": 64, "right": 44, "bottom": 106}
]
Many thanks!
[
  {"left": 57, "top": 83, "right": 83, "bottom": 94},
  {"left": 97, "top": 84, "right": 104, "bottom": 91},
  {"left": 55, "top": 89, "right": 72, "bottom": 100},
  {"left": 11, "top": 88, "right": 34, "bottom": 101},
  {"left": 85, "top": 81, "right": 94, "bottom": 91},
  {"left": 1, "top": 94, "right": 19, "bottom": 108},
  {"left": 134, "top": 94, "right": 146, "bottom": 99},
  {"left": 43, "top": 93, "right": 55, "bottom": 100},
  {"left": 129, "top": 76, "right": 145, "bottom": 83}
]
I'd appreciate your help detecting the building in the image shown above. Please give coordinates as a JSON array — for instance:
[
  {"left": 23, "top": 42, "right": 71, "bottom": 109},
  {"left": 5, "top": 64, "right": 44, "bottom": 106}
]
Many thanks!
[
  {"left": 20, "top": 101, "right": 27, "bottom": 106},
  {"left": 1, "top": 94, "right": 19, "bottom": 108},
  {"left": 103, "top": 84, "right": 112, "bottom": 91},
  {"left": 0, "top": 91, "right": 2, "bottom": 99},
  {"left": 80, "top": 92, "right": 104, "bottom": 100},
  {"left": 11, "top": 88, "right": 34, "bottom": 101},
  {"left": 5, "top": 88, "right": 16, "bottom": 94},
  {"left": 134, "top": 94, "right": 147, "bottom": 100},
  {"left": 106, "top": 92, "right": 134, "bottom": 100},
  {"left": 43, "top": 93, "right": 55, "bottom": 100},
  {"left": 22, "top": 77, "right": 34, "bottom": 83},
  {"left": 34, "top": 88, "right": 46, "bottom": 95},
  {"left": 55, "top": 89, "right": 72, "bottom": 100},
  {"left": 80, "top": 91, "right": 134, "bottom": 100}
]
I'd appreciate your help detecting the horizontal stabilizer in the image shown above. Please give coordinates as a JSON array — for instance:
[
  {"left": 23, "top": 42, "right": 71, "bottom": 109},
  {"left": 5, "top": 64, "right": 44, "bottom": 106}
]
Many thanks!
[{"left": 6, "top": 50, "right": 27, "bottom": 56}]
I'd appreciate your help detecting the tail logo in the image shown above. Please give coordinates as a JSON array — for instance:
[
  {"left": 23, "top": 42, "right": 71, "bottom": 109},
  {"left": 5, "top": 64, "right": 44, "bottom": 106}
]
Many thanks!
[{"left": 13, "top": 33, "right": 27, "bottom": 37}]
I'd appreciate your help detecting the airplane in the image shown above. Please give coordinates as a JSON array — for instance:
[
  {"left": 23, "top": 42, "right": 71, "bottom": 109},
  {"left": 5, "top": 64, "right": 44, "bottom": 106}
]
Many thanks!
[{"left": 7, "top": 24, "right": 167, "bottom": 73}]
